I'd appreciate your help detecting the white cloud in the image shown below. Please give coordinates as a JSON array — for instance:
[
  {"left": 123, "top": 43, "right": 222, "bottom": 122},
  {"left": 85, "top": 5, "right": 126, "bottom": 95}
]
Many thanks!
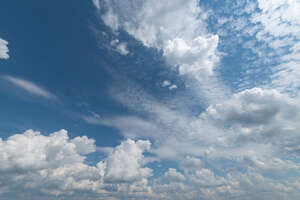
[
  {"left": 154, "top": 166, "right": 300, "bottom": 200},
  {"left": 162, "top": 80, "right": 171, "bottom": 87},
  {"left": 110, "top": 39, "right": 129, "bottom": 55},
  {"left": 99, "top": 0, "right": 230, "bottom": 103},
  {"left": 0, "top": 129, "right": 95, "bottom": 172},
  {"left": 196, "top": 88, "right": 300, "bottom": 161},
  {"left": 0, "top": 38, "right": 9, "bottom": 59},
  {"left": 250, "top": 0, "right": 300, "bottom": 96},
  {"left": 168, "top": 84, "right": 177, "bottom": 90},
  {"left": 164, "top": 36, "right": 219, "bottom": 76},
  {"left": 0, "top": 120, "right": 299, "bottom": 200},
  {"left": 164, "top": 168, "right": 185, "bottom": 182},
  {"left": 161, "top": 80, "right": 177, "bottom": 90},
  {"left": 92, "top": 0, "right": 100, "bottom": 10},
  {"left": 3, "top": 75, "right": 57, "bottom": 100},
  {"left": 0, "top": 129, "right": 153, "bottom": 199},
  {"left": 87, "top": 2, "right": 300, "bottom": 199},
  {"left": 103, "top": 139, "right": 152, "bottom": 182},
  {"left": 115, "top": 42, "right": 129, "bottom": 55}
]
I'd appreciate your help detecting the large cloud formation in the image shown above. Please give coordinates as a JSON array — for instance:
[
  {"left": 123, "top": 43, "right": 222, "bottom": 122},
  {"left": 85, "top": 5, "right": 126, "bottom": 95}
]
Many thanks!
[
  {"left": 88, "top": 1, "right": 300, "bottom": 198},
  {"left": 1, "top": 0, "right": 300, "bottom": 199},
  {"left": 0, "top": 130, "right": 152, "bottom": 199},
  {"left": 97, "top": 0, "right": 228, "bottom": 103},
  {"left": 1, "top": 115, "right": 300, "bottom": 200}
]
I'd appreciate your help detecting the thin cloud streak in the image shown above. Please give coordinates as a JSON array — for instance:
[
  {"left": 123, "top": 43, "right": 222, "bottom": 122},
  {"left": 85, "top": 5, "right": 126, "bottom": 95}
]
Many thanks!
[{"left": 3, "top": 75, "right": 57, "bottom": 100}]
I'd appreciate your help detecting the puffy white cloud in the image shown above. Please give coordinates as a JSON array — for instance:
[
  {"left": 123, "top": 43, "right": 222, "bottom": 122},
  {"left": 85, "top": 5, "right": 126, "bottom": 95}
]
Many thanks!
[
  {"left": 103, "top": 139, "right": 152, "bottom": 182},
  {"left": 2, "top": 75, "right": 57, "bottom": 100},
  {"left": 153, "top": 166, "right": 300, "bottom": 200},
  {"left": 202, "top": 87, "right": 298, "bottom": 127},
  {"left": 201, "top": 88, "right": 300, "bottom": 153},
  {"left": 0, "top": 129, "right": 95, "bottom": 172},
  {"left": 164, "top": 168, "right": 185, "bottom": 182},
  {"left": 0, "top": 38, "right": 9, "bottom": 59},
  {"left": 101, "top": 0, "right": 205, "bottom": 47},
  {"left": 0, "top": 130, "right": 153, "bottom": 199},
  {"left": 0, "top": 129, "right": 101, "bottom": 198},
  {"left": 164, "top": 36, "right": 219, "bottom": 76}
]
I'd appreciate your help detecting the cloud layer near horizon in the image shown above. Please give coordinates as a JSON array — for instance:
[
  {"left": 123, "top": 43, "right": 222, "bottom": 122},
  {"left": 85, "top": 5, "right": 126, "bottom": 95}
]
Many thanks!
[{"left": 1, "top": 123, "right": 300, "bottom": 200}]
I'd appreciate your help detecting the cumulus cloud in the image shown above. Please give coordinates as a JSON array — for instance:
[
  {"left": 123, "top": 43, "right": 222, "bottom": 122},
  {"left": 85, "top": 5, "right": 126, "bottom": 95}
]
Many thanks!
[
  {"left": 164, "top": 168, "right": 185, "bottom": 182},
  {"left": 103, "top": 139, "right": 152, "bottom": 182},
  {"left": 164, "top": 35, "right": 219, "bottom": 76},
  {"left": 0, "top": 38, "right": 9, "bottom": 59},
  {"left": 2, "top": 75, "right": 57, "bottom": 100},
  {"left": 0, "top": 129, "right": 100, "bottom": 198},
  {"left": 0, "top": 130, "right": 153, "bottom": 199},
  {"left": 201, "top": 87, "right": 300, "bottom": 153}
]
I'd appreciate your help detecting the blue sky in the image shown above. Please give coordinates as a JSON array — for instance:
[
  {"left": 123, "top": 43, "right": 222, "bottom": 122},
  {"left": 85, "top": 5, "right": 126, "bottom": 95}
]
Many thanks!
[{"left": 1, "top": 0, "right": 300, "bottom": 199}]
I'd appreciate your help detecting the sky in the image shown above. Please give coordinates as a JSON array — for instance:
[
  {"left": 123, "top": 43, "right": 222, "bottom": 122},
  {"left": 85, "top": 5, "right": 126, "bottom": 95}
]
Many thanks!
[{"left": 0, "top": 0, "right": 300, "bottom": 199}]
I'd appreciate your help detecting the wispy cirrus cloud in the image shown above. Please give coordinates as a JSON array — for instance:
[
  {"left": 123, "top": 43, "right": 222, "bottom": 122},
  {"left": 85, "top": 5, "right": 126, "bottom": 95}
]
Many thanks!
[
  {"left": 0, "top": 38, "right": 9, "bottom": 59},
  {"left": 3, "top": 75, "right": 57, "bottom": 100}
]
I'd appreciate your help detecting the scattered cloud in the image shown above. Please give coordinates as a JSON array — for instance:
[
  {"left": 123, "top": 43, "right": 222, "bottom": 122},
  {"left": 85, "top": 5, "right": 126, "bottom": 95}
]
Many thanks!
[
  {"left": 0, "top": 38, "right": 9, "bottom": 59},
  {"left": 252, "top": 0, "right": 300, "bottom": 96},
  {"left": 110, "top": 39, "right": 129, "bottom": 55},
  {"left": 168, "top": 84, "right": 177, "bottom": 90},
  {"left": 162, "top": 80, "right": 177, "bottom": 90},
  {"left": 162, "top": 80, "right": 171, "bottom": 87}
]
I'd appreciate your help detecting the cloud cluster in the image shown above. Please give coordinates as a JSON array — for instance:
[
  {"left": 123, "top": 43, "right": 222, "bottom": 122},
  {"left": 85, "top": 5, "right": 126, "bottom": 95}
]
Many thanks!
[
  {"left": 0, "top": 38, "right": 9, "bottom": 59},
  {"left": 207, "top": 0, "right": 300, "bottom": 96},
  {"left": 252, "top": 0, "right": 300, "bottom": 96},
  {"left": 201, "top": 88, "right": 300, "bottom": 157},
  {"left": 97, "top": 0, "right": 228, "bottom": 103},
  {"left": 2, "top": 125, "right": 299, "bottom": 200},
  {"left": 0, "top": 130, "right": 152, "bottom": 199}
]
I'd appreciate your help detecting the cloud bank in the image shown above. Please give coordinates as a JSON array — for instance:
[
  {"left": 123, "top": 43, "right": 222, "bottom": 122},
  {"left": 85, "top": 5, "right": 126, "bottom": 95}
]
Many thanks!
[
  {"left": 0, "top": 130, "right": 152, "bottom": 200},
  {"left": 1, "top": 126, "right": 300, "bottom": 200}
]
